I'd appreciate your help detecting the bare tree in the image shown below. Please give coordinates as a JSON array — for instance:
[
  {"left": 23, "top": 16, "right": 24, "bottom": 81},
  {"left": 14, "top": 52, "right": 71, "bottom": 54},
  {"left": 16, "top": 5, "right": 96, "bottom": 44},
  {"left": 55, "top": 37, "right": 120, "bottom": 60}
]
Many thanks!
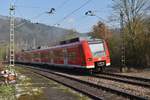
[
  {"left": 112, "top": 0, "right": 150, "bottom": 67},
  {"left": 112, "top": 0, "right": 148, "bottom": 38}
]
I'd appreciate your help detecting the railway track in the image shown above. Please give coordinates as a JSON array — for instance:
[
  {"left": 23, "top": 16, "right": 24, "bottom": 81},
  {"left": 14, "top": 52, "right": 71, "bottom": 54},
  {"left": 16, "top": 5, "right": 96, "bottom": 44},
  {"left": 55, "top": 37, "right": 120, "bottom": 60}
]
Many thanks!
[
  {"left": 93, "top": 73, "right": 150, "bottom": 88},
  {"left": 102, "top": 72, "right": 150, "bottom": 82},
  {"left": 21, "top": 65, "right": 148, "bottom": 100}
]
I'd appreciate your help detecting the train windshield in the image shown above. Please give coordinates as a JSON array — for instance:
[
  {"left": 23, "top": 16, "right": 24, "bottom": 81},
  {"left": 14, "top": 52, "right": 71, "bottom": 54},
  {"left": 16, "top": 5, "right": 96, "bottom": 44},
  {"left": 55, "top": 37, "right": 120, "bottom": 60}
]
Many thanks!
[{"left": 89, "top": 42, "right": 105, "bottom": 57}]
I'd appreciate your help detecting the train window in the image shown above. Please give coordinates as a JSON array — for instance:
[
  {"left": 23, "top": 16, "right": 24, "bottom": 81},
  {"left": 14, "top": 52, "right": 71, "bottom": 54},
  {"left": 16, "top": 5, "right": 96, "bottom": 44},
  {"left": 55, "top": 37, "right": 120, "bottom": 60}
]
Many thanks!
[
  {"left": 68, "top": 52, "right": 76, "bottom": 60},
  {"left": 32, "top": 53, "right": 40, "bottom": 58},
  {"left": 53, "top": 50, "right": 63, "bottom": 59},
  {"left": 41, "top": 53, "right": 48, "bottom": 58},
  {"left": 89, "top": 43, "right": 105, "bottom": 57}
]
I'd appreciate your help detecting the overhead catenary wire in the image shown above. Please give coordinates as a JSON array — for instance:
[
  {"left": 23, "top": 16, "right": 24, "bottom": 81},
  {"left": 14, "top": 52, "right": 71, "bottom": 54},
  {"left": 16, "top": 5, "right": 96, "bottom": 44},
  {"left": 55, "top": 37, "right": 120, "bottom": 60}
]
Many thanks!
[
  {"left": 14, "top": 0, "right": 65, "bottom": 28},
  {"left": 13, "top": 0, "right": 103, "bottom": 32},
  {"left": 76, "top": 15, "right": 89, "bottom": 27},
  {"left": 15, "top": 0, "right": 70, "bottom": 17},
  {"left": 15, "top": 3, "right": 56, "bottom": 28},
  {"left": 85, "top": 10, "right": 116, "bottom": 28},
  {"left": 57, "top": 0, "right": 70, "bottom": 9},
  {"left": 15, "top": 0, "right": 70, "bottom": 11},
  {"left": 15, "top": 5, "right": 48, "bottom": 9},
  {"left": 13, "top": 0, "right": 88, "bottom": 28},
  {"left": 54, "top": 0, "right": 92, "bottom": 26},
  {"left": 15, "top": 11, "right": 45, "bottom": 28},
  {"left": 15, "top": 5, "right": 44, "bottom": 27},
  {"left": 15, "top": 5, "right": 24, "bottom": 19}
]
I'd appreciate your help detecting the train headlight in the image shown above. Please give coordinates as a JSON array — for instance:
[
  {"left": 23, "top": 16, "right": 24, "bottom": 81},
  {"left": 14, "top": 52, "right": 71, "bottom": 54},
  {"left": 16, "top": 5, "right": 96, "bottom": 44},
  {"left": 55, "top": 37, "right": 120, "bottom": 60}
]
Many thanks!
[
  {"left": 98, "top": 58, "right": 101, "bottom": 60},
  {"left": 88, "top": 58, "right": 93, "bottom": 61}
]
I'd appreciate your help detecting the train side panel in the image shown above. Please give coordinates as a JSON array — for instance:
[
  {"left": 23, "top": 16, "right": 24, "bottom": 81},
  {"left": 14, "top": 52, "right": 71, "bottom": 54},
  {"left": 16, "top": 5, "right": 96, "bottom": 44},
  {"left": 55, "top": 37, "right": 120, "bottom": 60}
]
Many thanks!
[
  {"left": 81, "top": 41, "right": 95, "bottom": 69},
  {"left": 67, "top": 43, "right": 85, "bottom": 67},
  {"left": 52, "top": 48, "right": 64, "bottom": 64},
  {"left": 40, "top": 50, "right": 49, "bottom": 63}
]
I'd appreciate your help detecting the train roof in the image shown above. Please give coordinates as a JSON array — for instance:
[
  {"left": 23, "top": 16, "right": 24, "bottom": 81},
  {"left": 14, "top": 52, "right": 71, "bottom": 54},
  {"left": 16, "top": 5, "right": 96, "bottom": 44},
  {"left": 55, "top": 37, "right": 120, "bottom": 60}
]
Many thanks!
[
  {"left": 22, "top": 37, "right": 104, "bottom": 52},
  {"left": 60, "top": 37, "right": 103, "bottom": 44}
]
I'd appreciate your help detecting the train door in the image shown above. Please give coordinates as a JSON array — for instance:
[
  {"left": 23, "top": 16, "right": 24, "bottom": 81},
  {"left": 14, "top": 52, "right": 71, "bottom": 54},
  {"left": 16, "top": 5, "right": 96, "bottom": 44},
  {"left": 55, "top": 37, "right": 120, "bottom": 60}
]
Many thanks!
[
  {"left": 50, "top": 51, "right": 54, "bottom": 64},
  {"left": 63, "top": 48, "right": 68, "bottom": 64}
]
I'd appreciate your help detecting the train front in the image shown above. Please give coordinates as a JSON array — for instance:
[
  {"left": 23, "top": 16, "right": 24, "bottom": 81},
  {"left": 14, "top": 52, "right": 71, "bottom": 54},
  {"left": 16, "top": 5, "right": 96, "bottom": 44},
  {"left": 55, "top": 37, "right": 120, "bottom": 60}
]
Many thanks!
[
  {"left": 82, "top": 39, "right": 111, "bottom": 71},
  {"left": 89, "top": 40, "right": 110, "bottom": 71}
]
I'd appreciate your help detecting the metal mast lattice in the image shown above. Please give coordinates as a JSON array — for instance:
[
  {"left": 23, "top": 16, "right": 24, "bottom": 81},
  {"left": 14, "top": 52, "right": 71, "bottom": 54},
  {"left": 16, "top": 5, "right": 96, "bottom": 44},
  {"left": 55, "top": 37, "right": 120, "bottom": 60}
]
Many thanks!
[
  {"left": 120, "top": 11, "right": 126, "bottom": 67},
  {"left": 9, "top": 4, "right": 15, "bottom": 67}
]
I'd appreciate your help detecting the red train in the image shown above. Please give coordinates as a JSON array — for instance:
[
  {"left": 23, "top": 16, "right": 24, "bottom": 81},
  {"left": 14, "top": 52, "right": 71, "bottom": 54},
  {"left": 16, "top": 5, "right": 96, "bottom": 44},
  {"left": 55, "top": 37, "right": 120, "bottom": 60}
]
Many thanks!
[{"left": 16, "top": 38, "right": 111, "bottom": 72}]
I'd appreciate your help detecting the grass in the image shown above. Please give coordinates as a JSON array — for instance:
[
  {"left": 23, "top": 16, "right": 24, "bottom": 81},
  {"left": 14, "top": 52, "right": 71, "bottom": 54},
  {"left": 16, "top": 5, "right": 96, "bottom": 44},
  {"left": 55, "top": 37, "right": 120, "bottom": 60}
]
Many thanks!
[
  {"left": 0, "top": 84, "right": 15, "bottom": 96},
  {"left": 15, "top": 66, "right": 91, "bottom": 100},
  {"left": 0, "top": 65, "right": 16, "bottom": 96}
]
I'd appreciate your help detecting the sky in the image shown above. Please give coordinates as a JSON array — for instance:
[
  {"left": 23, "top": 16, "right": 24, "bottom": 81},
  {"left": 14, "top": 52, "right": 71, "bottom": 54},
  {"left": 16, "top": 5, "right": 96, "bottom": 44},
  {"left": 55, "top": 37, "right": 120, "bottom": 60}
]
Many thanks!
[{"left": 0, "top": 0, "right": 113, "bottom": 33}]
